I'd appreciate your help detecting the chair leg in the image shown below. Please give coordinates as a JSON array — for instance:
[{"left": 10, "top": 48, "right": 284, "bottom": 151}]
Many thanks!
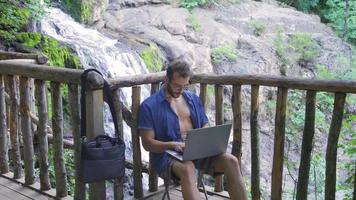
[
  {"left": 198, "top": 171, "right": 208, "bottom": 200},
  {"left": 163, "top": 176, "right": 171, "bottom": 200}
]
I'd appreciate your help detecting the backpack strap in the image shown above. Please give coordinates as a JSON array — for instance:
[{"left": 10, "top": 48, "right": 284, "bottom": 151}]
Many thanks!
[{"left": 80, "top": 69, "right": 120, "bottom": 138}]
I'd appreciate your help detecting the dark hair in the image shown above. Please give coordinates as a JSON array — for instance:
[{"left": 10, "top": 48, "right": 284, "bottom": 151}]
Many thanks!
[{"left": 166, "top": 59, "right": 192, "bottom": 80}]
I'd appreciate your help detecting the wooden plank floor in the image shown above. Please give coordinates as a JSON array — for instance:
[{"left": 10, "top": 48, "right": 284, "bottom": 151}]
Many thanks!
[
  {"left": 143, "top": 185, "right": 230, "bottom": 200},
  {"left": 0, "top": 176, "right": 54, "bottom": 200}
]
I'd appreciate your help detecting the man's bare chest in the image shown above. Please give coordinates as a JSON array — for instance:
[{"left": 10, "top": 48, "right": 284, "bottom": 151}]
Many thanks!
[{"left": 170, "top": 98, "right": 191, "bottom": 120}]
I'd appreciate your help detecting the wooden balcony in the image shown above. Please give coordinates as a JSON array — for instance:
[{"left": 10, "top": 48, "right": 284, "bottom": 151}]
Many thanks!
[{"left": 0, "top": 52, "right": 355, "bottom": 199}]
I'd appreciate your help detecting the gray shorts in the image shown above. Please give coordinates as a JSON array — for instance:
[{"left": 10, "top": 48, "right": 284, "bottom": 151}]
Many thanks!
[{"left": 159, "top": 155, "right": 223, "bottom": 183}]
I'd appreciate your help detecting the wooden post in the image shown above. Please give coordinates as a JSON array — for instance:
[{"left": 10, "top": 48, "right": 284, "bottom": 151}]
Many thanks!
[
  {"left": 149, "top": 83, "right": 159, "bottom": 192},
  {"left": 0, "top": 74, "right": 9, "bottom": 174},
  {"left": 296, "top": 90, "right": 316, "bottom": 200},
  {"left": 4, "top": 76, "right": 10, "bottom": 138},
  {"left": 51, "top": 82, "right": 68, "bottom": 197},
  {"left": 214, "top": 84, "right": 224, "bottom": 192},
  {"left": 250, "top": 85, "right": 260, "bottom": 200},
  {"left": 271, "top": 87, "right": 288, "bottom": 200},
  {"left": 325, "top": 93, "right": 346, "bottom": 200},
  {"left": 132, "top": 86, "right": 143, "bottom": 198},
  {"left": 34, "top": 79, "right": 51, "bottom": 190},
  {"left": 199, "top": 83, "right": 207, "bottom": 110},
  {"left": 19, "top": 77, "right": 35, "bottom": 185},
  {"left": 232, "top": 84, "right": 242, "bottom": 163},
  {"left": 113, "top": 89, "right": 124, "bottom": 200},
  {"left": 68, "top": 84, "right": 86, "bottom": 200},
  {"left": 85, "top": 85, "right": 106, "bottom": 200},
  {"left": 8, "top": 75, "right": 22, "bottom": 179}
]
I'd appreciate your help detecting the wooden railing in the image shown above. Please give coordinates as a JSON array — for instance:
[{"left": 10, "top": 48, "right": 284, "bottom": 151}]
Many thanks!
[{"left": 0, "top": 53, "right": 355, "bottom": 200}]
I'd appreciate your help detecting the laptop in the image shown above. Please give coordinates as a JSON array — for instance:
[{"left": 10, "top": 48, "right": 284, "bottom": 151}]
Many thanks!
[{"left": 165, "top": 124, "right": 232, "bottom": 161}]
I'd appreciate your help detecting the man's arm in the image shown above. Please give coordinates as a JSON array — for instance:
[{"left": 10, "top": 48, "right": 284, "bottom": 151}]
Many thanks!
[{"left": 140, "top": 129, "right": 185, "bottom": 153}]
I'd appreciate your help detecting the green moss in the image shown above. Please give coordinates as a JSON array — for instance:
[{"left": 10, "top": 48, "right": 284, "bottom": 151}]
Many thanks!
[
  {"left": 140, "top": 43, "right": 164, "bottom": 72},
  {"left": 61, "top": 0, "right": 95, "bottom": 24},
  {"left": 251, "top": 20, "right": 266, "bottom": 36},
  {"left": 211, "top": 44, "right": 238, "bottom": 64},
  {"left": 16, "top": 32, "right": 42, "bottom": 48},
  {"left": 274, "top": 31, "right": 320, "bottom": 66},
  {"left": 81, "top": 1, "right": 94, "bottom": 24},
  {"left": 61, "top": 0, "right": 82, "bottom": 23},
  {"left": 0, "top": 2, "right": 30, "bottom": 42},
  {"left": 187, "top": 14, "right": 201, "bottom": 32},
  {"left": 16, "top": 32, "right": 81, "bottom": 69}
]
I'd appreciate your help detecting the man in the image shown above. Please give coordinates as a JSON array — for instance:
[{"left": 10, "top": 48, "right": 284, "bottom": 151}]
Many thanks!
[{"left": 138, "top": 60, "right": 247, "bottom": 200}]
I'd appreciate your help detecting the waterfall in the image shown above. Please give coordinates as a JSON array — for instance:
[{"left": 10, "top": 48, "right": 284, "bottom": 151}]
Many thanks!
[{"left": 39, "top": 7, "right": 152, "bottom": 198}]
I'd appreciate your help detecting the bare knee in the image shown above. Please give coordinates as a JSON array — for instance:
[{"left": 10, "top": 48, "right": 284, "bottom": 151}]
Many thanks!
[
  {"left": 221, "top": 154, "right": 240, "bottom": 170},
  {"left": 177, "top": 161, "right": 196, "bottom": 181}
]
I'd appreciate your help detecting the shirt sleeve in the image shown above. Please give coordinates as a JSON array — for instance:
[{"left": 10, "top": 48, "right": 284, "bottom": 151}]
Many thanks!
[
  {"left": 138, "top": 102, "right": 154, "bottom": 130},
  {"left": 197, "top": 96, "right": 209, "bottom": 127}
]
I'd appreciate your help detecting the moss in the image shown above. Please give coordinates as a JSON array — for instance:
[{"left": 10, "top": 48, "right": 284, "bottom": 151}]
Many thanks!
[
  {"left": 16, "top": 32, "right": 81, "bottom": 69},
  {"left": 61, "top": 0, "right": 95, "bottom": 24},
  {"left": 16, "top": 32, "right": 42, "bottom": 48},
  {"left": 81, "top": 1, "right": 93, "bottom": 24},
  {"left": 274, "top": 31, "right": 320, "bottom": 66},
  {"left": 187, "top": 14, "right": 201, "bottom": 32},
  {"left": 0, "top": 2, "right": 30, "bottom": 43},
  {"left": 211, "top": 44, "right": 238, "bottom": 64},
  {"left": 140, "top": 43, "right": 165, "bottom": 72},
  {"left": 251, "top": 20, "right": 266, "bottom": 36},
  {"left": 61, "top": 0, "right": 82, "bottom": 23}
]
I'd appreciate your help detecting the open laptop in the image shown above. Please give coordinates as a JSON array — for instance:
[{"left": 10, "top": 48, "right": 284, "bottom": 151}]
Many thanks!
[{"left": 165, "top": 124, "right": 232, "bottom": 161}]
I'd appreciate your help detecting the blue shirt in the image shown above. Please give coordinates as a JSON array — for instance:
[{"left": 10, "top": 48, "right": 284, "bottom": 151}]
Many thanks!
[{"left": 138, "top": 87, "right": 209, "bottom": 174}]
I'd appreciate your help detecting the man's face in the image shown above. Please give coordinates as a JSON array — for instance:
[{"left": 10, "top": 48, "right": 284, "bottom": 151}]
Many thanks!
[{"left": 167, "top": 72, "right": 190, "bottom": 98}]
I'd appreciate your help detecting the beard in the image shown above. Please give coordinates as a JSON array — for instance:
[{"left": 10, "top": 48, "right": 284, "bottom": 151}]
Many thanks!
[{"left": 167, "top": 84, "right": 182, "bottom": 98}]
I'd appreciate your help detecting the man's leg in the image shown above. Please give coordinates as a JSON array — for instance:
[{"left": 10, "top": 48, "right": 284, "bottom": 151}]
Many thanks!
[
  {"left": 171, "top": 160, "right": 201, "bottom": 200},
  {"left": 212, "top": 153, "right": 248, "bottom": 200}
]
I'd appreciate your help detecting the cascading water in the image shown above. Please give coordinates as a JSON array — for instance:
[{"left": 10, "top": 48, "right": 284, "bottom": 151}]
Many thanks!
[{"left": 39, "top": 7, "right": 152, "bottom": 198}]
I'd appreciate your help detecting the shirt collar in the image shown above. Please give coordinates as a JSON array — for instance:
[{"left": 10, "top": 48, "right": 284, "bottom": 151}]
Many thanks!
[{"left": 157, "top": 86, "right": 193, "bottom": 104}]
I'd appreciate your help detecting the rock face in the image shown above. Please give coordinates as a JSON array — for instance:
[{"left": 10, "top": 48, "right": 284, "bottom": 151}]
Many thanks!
[
  {"left": 99, "top": 0, "right": 352, "bottom": 77},
  {"left": 61, "top": 0, "right": 109, "bottom": 24}
]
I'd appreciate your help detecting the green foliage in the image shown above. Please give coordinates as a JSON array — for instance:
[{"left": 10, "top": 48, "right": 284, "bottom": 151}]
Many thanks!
[
  {"left": 140, "top": 43, "right": 165, "bottom": 73},
  {"left": 0, "top": 0, "right": 48, "bottom": 43},
  {"left": 274, "top": 31, "right": 320, "bottom": 66},
  {"left": 309, "top": 153, "right": 326, "bottom": 199},
  {"left": 187, "top": 14, "right": 201, "bottom": 32},
  {"left": 251, "top": 20, "right": 266, "bottom": 36},
  {"left": 277, "top": 0, "right": 319, "bottom": 12},
  {"left": 0, "top": 1, "right": 30, "bottom": 42},
  {"left": 277, "top": 0, "right": 356, "bottom": 45},
  {"left": 180, "top": 0, "right": 207, "bottom": 10},
  {"left": 337, "top": 114, "right": 356, "bottom": 200},
  {"left": 61, "top": 0, "right": 94, "bottom": 24},
  {"left": 323, "top": 0, "right": 356, "bottom": 44},
  {"left": 179, "top": 0, "right": 240, "bottom": 9},
  {"left": 61, "top": 0, "right": 82, "bottom": 23},
  {"left": 81, "top": 0, "right": 95, "bottom": 24},
  {"left": 211, "top": 44, "right": 238, "bottom": 64},
  {"left": 16, "top": 32, "right": 80, "bottom": 68},
  {"left": 48, "top": 147, "right": 75, "bottom": 196},
  {"left": 289, "top": 34, "right": 320, "bottom": 63}
]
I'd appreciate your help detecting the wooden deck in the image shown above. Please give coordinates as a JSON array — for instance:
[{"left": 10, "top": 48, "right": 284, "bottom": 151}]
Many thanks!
[
  {"left": 0, "top": 177, "right": 53, "bottom": 200},
  {"left": 0, "top": 174, "right": 230, "bottom": 200},
  {"left": 142, "top": 185, "right": 231, "bottom": 200},
  {"left": 0, "top": 173, "right": 72, "bottom": 200}
]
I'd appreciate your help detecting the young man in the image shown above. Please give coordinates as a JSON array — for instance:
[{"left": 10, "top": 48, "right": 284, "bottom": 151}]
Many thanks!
[{"left": 138, "top": 60, "right": 247, "bottom": 200}]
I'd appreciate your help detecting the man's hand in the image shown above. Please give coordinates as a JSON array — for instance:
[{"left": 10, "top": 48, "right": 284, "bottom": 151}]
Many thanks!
[{"left": 172, "top": 142, "right": 185, "bottom": 153}]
